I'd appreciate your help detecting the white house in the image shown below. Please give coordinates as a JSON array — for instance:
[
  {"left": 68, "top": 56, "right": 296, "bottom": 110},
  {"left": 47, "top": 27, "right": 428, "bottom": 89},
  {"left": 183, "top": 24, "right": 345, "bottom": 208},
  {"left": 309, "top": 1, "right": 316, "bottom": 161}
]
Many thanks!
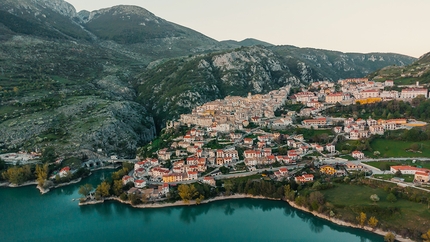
[
  {"left": 158, "top": 183, "right": 170, "bottom": 196},
  {"left": 59, "top": 166, "right": 70, "bottom": 178},
  {"left": 390, "top": 165, "right": 430, "bottom": 175},
  {"left": 326, "top": 144, "right": 336, "bottom": 153},
  {"left": 134, "top": 179, "right": 146, "bottom": 188},
  {"left": 187, "top": 171, "right": 198, "bottom": 180},
  {"left": 122, "top": 175, "right": 134, "bottom": 185},
  {"left": 202, "top": 176, "right": 216, "bottom": 186},
  {"left": 351, "top": 150, "right": 364, "bottom": 159}
]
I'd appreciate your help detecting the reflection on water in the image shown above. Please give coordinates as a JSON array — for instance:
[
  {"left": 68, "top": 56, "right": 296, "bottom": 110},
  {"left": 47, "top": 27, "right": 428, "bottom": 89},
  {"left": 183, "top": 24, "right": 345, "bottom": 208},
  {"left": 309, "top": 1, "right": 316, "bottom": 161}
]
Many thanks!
[
  {"left": 309, "top": 217, "right": 325, "bottom": 233},
  {"left": 0, "top": 172, "right": 383, "bottom": 242},
  {"left": 223, "top": 203, "right": 235, "bottom": 216}
]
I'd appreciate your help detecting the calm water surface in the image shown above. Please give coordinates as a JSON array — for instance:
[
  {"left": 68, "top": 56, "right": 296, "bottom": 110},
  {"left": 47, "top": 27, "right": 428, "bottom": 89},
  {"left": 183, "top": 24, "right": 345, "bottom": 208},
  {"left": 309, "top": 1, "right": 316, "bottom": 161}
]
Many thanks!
[{"left": 0, "top": 171, "right": 383, "bottom": 242}]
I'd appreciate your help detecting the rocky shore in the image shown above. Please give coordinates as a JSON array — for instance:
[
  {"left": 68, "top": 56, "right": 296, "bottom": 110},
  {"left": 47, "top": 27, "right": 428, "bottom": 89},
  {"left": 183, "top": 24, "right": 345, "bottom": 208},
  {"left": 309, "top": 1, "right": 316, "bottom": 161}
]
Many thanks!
[
  {"left": 1, "top": 178, "right": 82, "bottom": 195},
  {"left": 79, "top": 194, "right": 278, "bottom": 207},
  {"left": 1, "top": 166, "right": 116, "bottom": 194},
  {"left": 36, "top": 178, "right": 82, "bottom": 194},
  {"left": 0, "top": 181, "right": 38, "bottom": 188}
]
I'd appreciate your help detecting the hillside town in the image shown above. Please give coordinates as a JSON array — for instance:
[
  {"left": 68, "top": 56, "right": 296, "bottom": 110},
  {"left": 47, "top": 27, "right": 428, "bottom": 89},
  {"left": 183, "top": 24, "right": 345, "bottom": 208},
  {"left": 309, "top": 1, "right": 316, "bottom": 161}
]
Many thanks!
[
  {"left": 110, "top": 78, "right": 430, "bottom": 198},
  {"left": 2, "top": 78, "right": 430, "bottom": 200}
]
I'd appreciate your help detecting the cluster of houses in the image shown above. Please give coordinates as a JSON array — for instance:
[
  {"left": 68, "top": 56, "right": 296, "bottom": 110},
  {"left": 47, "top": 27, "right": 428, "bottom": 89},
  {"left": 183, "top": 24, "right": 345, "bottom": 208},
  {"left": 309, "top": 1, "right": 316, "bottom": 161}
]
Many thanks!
[
  {"left": 337, "top": 117, "right": 409, "bottom": 140},
  {"left": 123, "top": 125, "right": 318, "bottom": 189},
  {"left": 300, "top": 115, "right": 414, "bottom": 139},
  {"left": 299, "top": 161, "right": 371, "bottom": 182},
  {"left": 246, "top": 148, "right": 298, "bottom": 166},
  {"left": 108, "top": 78, "right": 430, "bottom": 196},
  {"left": 274, "top": 160, "right": 370, "bottom": 184},
  {"left": 120, "top": 159, "right": 172, "bottom": 199},
  {"left": 178, "top": 86, "right": 292, "bottom": 132},
  {"left": 120, "top": 127, "right": 231, "bottom": 190},
  {"left": 291, "top": 79, "right": 428, "bottom": 118}
]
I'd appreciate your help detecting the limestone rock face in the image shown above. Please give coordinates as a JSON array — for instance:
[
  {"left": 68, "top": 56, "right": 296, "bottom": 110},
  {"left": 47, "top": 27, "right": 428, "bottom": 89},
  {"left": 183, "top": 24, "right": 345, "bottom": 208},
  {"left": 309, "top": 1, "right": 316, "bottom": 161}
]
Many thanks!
[
  {"left": 3, "top": 0, "right": 77, "bottom": 18},
  {"left": 0, "top": 0, "right": 417, "bottom": 158},
  {"left": 137, "top": 46, "right": 318, "bottom": 127}
]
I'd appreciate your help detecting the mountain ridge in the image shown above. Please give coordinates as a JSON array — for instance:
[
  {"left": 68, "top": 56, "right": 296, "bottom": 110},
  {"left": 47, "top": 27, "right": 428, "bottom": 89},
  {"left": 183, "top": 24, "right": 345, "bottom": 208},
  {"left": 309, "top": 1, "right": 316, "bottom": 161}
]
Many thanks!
[
  {"left": 367, "top": 51, "right": 430, "bottom": 84},
  {"left": 136, "top": 45, "right": 416, "bottom": 129},
  {"left": 0, "top": 0, "right": 421, "bottom": 157},
  {"left": 220, "top": 38, "right": 274, "bottom": 47}
]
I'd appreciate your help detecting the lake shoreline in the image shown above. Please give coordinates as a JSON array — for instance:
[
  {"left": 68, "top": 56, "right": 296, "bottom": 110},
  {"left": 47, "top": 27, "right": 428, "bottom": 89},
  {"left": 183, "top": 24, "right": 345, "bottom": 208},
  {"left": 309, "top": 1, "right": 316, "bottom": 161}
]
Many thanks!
[
  {"left": 284, "top": 199, "right": 413, "bottom": 242},
  {"left": 36, "top": 178, "right": 82, "bottom": 194},
  {"left": 80, "top": 193, "right": 412, "bottom": 242},
  {"left": 0, "top": 166, "right": 115, "bottom": 193},
  {"left": 79, "top": 194, "right": 279, "bottom": 208},
  {"left": 0, "top": 181, "right": 38, "bottom": 188}
]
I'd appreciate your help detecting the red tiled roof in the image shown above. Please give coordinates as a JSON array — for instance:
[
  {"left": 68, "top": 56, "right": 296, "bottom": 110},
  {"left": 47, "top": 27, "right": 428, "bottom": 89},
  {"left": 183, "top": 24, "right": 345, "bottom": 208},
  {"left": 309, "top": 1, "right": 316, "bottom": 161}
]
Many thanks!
[
  {"left": 415, "top": 171, "right": 430, "bottom": 176},
  {"left": 122, "top": 175, "right": 132, "bottom": 181},
  {"left": 391, "top": 165, "right": 429, "bottom": 172},
  {"left": 60, "top": 166, "right": 70, "bottom": 172}
]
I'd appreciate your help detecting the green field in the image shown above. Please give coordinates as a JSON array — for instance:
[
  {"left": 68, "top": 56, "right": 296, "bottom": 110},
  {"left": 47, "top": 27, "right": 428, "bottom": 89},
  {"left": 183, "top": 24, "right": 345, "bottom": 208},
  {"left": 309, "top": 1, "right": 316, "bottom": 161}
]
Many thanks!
[
  {"left": 368, "top": 138, "right": 430, "bottom": 158},
  {"left": 394, "top": 77, "right": 419, "bottom": 85},
  {"left": 323, "top": 184, "right": 394, "bottom": 206},
  {"left": 301, "top": 129, "right": 333, "bottom": 140},
  {"left": 372, "top": 174, "right": 415, "bottom": 182},
  {"left": 336, "top": 140, "right": 363, "bottom": 154},
  {"left": 363, "top": 161, "right": 399, "bottom": 170},
  {"left": 62, "top": 157, "right": 83, "bottom": 170},
  {"left": 321, "top": 183, "right": 430, "bottom": 234}
]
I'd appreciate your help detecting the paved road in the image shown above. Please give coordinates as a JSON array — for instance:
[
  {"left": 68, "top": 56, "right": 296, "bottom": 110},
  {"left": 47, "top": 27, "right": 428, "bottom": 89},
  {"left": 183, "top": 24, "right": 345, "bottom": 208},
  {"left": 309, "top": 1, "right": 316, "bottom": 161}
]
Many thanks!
[
  {"left": 213, "top": 165, "right": 302, "bottom": 180},
  {"left": 359, "top": 157, "right": 430, "bottom": 162},
  {"left": 148, "top": 164, "right": 303, "bottom": 185},
  {"left": 367, "top": 177, "right": 430, "bottom": 193}
]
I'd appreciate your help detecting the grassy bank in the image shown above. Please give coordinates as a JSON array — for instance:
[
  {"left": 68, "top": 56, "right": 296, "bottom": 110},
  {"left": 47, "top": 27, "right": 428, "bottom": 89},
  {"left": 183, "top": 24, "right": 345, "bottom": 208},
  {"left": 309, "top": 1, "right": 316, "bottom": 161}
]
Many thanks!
[
  {"left": 372, "top": 174, "right": 415, "bottom": 182},
  {"left": 320, "top": 183, "right": 430, "bottom": 237},
  {"left": 368, "top": 139, "right": 430, "bottom": 158}
]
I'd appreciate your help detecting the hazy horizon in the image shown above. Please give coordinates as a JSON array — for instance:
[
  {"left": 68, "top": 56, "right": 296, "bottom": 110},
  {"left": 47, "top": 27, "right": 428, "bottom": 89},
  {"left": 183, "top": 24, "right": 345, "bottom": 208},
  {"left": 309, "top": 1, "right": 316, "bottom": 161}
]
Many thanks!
[{"left": 66, "top": 0, "right": 430, "bottom": 58}]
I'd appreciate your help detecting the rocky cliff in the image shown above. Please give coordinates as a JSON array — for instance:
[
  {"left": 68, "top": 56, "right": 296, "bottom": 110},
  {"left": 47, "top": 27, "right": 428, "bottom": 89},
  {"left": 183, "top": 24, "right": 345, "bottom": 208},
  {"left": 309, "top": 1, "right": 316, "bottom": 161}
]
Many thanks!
[
  {"left": 0, "top": 35, "right": 155, "bottom": 158},
  {"left": 0, "top": 0, "right": 419, "bottom": 157},
  {"left": 136, "top": 45, "right": 415, "bottom": 128},
  {"left": 270, "top": 45, "right": 416, "bottom": 81}
]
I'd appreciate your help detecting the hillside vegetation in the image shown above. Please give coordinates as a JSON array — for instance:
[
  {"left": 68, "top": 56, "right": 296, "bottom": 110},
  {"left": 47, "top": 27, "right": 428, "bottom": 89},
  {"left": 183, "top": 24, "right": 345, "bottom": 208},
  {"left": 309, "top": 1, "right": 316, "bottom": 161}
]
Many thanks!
[
  {"left": 368, "top": 52, "right": 430, "bottom": 84},
  {"left": 0, "top": 0, "right": 419, "bottom": 157},
  {"left": 0, "top": 36, "right": 155, "bottom": 158},
  {"left": 137, "top": 45, "right": 416, "bottom": 128}
]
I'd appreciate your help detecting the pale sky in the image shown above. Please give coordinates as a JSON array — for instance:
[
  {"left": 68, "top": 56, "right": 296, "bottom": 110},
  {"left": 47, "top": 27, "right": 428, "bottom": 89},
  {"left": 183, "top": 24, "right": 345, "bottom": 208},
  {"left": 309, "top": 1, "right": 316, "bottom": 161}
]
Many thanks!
[{"left": 66, "top": 0, "right": 430, "bottom": 58}]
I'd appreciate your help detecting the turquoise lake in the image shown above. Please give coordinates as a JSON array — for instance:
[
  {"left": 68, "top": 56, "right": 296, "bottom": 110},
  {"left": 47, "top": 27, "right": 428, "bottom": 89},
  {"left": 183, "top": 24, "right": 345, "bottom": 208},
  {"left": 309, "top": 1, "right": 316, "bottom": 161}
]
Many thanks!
[{"left": 0, "top": 171, "right": 383, "bottom": 241}]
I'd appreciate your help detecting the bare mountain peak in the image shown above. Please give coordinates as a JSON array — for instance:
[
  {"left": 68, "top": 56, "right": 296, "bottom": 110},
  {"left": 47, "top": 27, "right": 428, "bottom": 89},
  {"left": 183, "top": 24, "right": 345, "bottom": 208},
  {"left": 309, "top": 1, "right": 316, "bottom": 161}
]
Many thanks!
[
  {"left": 37, "top": 0, "right": 76, "bottom": 17},
  {"left": 85, "top": 5, "right": 158, "bottom": 22},
  {"left": 2, "top": 0, "right": 76, "bottom": 17}
]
